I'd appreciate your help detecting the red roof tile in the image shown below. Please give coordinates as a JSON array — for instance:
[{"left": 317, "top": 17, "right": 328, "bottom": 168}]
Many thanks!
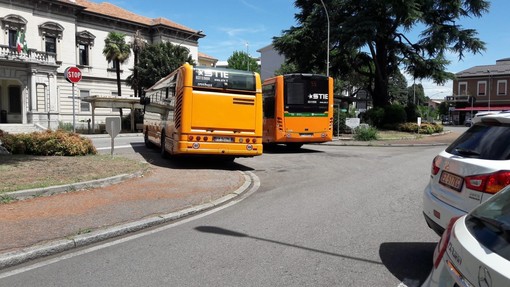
[{"left": 61, "top": 0, "right": 197, "bottom": 33}]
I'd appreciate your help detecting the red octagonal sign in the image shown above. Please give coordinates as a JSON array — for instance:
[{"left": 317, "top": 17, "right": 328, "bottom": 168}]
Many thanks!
[{"left": 65, "top": 66, "right": 82, "bottom": 83}]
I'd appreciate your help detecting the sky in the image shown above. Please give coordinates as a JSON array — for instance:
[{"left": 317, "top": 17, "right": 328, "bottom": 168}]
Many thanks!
[{"left": 92, "top": 0, "right": 510, "bottom": 99}]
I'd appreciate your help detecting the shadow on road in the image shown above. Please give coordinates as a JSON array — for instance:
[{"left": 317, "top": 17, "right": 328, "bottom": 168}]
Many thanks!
[
  {"left": 131, "top": 144, "right": 255, "bottom": 171},
  {"left": 195, "top": 226, "right": 383, "bottom": 266},
  {"left": 261, "top": 144, "right": 324, "bottom": 154},
  {"left": 379, "top": 242, "right": 436, "bottom": 286}
]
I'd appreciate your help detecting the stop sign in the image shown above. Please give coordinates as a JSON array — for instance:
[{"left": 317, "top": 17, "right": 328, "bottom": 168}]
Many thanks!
[{"left": 65, "top": 66, "right": 82, "bottom": 83}]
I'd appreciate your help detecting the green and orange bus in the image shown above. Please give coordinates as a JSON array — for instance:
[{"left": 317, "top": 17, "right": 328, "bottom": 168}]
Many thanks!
[
  {"left": 140, "top": 63, "right": 263, "bottom": 160},
  {"left": 262, "top": 73, "right": 334, "bottom": 149}
]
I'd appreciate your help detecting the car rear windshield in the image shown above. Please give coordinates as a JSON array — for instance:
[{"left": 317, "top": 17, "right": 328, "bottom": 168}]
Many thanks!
[
  {"left": 445, "top": 122, "right": 510, "bottom": 160},
  {"left": 465, "top": 186, "right": 510, "bottom": 261}
]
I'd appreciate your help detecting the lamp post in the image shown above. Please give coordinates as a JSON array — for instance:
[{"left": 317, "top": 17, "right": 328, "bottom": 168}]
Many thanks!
[
  {"left": 320, "top": 0, "right": 330, "bottom": 77},
  {"left": 487, "top": 69, "right": 491, "bottom": 111}
]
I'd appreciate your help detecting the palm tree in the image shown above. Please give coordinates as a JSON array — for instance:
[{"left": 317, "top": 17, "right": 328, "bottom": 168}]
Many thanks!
[
  {"left": 103, "top": 31, "right": 131, "bottom": 98},
  {"left": 131, "top": 30, "right": 145, "bottom": 98}
]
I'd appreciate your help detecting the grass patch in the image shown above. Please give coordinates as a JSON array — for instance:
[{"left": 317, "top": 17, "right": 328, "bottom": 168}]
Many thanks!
[
  {"left": 0, "top": 154, "right": 149, "bottom": 194},
  {"left": 377, "top": 130, "right": 420, "bottom": 140}
]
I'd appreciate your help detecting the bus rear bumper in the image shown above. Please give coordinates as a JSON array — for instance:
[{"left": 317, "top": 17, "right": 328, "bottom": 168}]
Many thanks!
[{"left": 176, "top": 142, "right": 263, "bottom": 157}]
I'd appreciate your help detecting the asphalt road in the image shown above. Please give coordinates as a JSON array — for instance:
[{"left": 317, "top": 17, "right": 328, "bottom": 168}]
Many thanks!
[{"left": 0, "top": 141, "right": 442, "bottom": 286}]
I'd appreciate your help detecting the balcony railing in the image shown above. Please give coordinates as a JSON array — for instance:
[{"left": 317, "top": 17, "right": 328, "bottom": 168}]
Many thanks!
[{"left": 0, "top": 45, "right": 57, "bottom": 65}]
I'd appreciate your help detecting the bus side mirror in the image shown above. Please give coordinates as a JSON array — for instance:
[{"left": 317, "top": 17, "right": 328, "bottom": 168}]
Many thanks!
[{"left": 140, "top": 96, "right": 150, "bottom": 105}]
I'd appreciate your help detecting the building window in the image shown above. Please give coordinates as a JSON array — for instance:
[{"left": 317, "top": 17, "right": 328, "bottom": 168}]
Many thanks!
[
  {"left": 79, "top": 44, "right": 89, "bottom": 66},
  {"left": 36, "top": 84, "right": 46, "bottom": 111},
  {"left": 477, "top": 81, "right": 487, "bottom": 96},
  {"left": 38, "top": 21, "right": 64, "bottom": 57},
  {"left": 8, "top": 30, "right": 17, "bottom": 48},
  {"left": 45, "top": 36, "right": 56, "bottom": 53},
  {"left": 458, "top": 82, "right": 468, "bottom": 96},
  {"left": 497, "top": 80, "right": 507, "bottom": 96},
  {"left": 80, "top": 90, "right": 90, "bottom": 112},
  {"left": 109, "top": 60, "right": 118, "bottom": 70},
  {"left": 1, "top": 14, "right": 27, "bottom": 48}
]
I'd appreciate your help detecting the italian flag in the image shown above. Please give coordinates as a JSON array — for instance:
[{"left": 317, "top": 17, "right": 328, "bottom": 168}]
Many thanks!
[{"left": 16, "top": 31, "right": 27, "bottom": 53}]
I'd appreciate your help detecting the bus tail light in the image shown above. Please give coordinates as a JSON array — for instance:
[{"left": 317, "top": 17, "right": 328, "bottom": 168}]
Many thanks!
[
  {"left": 245, "top": 138, "right": 251, "bottom": 143},
  {"left": 252, "top": 138, "right": 256, "bottom": 144},
  {"left": 204, "top": 136, "right": 208, "bottom": 141},
  {"left": 465, "top": 170, "right": 510, "bottom": 194},
  {"left": 196, "top": 136, "right": 201, "bottom": 141},
  {"left": 188, "top": 135, "right": 194, "bottom": 141}
]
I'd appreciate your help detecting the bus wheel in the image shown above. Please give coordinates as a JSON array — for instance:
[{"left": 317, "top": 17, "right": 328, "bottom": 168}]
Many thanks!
[
  {"left": 160, "top": 131, "right": 169, "bottom": 158},
  {"left": 286, "top": 143, "right": 303, "bottom": 150},
  {"left": 144, "top": 131, "right": 154, "bottom": 149}
]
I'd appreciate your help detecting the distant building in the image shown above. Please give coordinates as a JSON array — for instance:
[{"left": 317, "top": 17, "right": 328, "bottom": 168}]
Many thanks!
[
  {"left": 0, "top": 0, "right": 204, "bottom": 131},
  {"left": 447, "top": 58, "right": 510, "bottom": 124},
  {"left": 198, "top": 52, "right": 217, "bottom": 67},
  {"left": 257, "top": 44, "right": 285, "bottom": 81}
]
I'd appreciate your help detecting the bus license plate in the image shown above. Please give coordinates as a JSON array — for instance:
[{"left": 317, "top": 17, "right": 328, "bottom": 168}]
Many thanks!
[
  {"left": 213, "top": 137, "right": 233, "bottom": 143},
  {"left": 439, "top": 171, "right": 463, "bottom": 191},
  {"left": 299, "top": 133, "right": 313, "bottom": 137}
]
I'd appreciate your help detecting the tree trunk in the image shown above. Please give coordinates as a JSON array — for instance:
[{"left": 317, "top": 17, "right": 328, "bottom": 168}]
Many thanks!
[
  {"left": 115, "top": 59, "right": 123, "bottom": 118},
  {"left": 372, "top": 39, "right": 390, "bottom": 107},
  {"left": 133, "top": 51, "right": 138, "bottom": 98}
]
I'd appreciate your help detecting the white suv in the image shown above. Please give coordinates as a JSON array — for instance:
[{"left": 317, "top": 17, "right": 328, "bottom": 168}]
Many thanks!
[{"left": 423, "top": 111, "right": 510, "bottom": 235}]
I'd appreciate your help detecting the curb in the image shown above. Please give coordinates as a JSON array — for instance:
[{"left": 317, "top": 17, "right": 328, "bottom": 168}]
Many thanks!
[
  {"left": 320, "top": 131, "right": 453, "bottom": 147},
  {"left": 5, "top": 171, "right": 145, "bottom": 201},
  {"left": 0, "top": 171, "right": 258, "bottom": 270}
]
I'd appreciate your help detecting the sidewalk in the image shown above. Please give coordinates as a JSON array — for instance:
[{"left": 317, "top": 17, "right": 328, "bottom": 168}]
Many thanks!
[
  {"left": 0, "top": 130, "right": 460, "bottom": 270},
  {"left": 0, "top": 165, "right": 257, "bottom": 270}
]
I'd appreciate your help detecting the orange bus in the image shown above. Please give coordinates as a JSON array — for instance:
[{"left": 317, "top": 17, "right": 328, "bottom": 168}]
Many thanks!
[
  {"left": 262, "top": 73, "right": 334, "bottom": 149},
  {"left": 140, "top": 63, "right": 263, "bottom": 160}
]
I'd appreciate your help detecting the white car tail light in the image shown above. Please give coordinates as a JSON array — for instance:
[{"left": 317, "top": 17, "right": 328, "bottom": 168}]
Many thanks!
[
  {"left": 433, "top": 216, "right": 459, "bottom": 269},
  {"left": 465, "top": 170, "right": 510, "bottom": 194}
]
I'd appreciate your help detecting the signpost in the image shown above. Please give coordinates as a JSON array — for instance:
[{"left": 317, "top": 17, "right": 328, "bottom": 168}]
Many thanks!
[
  {"left": 345, "top": 118, "right": 361, "bottom": 134},
  {"left": 105, "top": 117, "right": 121, "bottom": 156},
  {"left": 64, "top": 67, "right": 82, "bottom": 132}
]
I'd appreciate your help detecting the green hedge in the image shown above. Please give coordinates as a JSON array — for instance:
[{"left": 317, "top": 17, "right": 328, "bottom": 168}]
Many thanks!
[
  {"left": 354, "top": 125, "right": 379, "bottom": 141},
  {"left": 0, "top": 130, "right": 97, "bottom": 156},
  {"left": 397, "top": 122, "right": 444, "bottom": 134}
]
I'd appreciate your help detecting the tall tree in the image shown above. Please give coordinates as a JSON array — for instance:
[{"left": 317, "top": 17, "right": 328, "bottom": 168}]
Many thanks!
[
  {"left": 131, "top": 30, "right": 146, "bottom": 98},
  {"left": 127, "top": 42, "right": 194, "bottom": 92},
  {"left": 273, "top": 0, "right": 489, "bottom": 108},
  {"left": 103, "top": 31, "right": 131, "bottom": 98},
  {"left": 227, "top": 51, "right": 260, "bottom": 73},
  {"left": 388, "top": 69, "right": 408, "bottom": 104},
  {"left": 407, "top": 83, "right": 426, "bottom": 105}
]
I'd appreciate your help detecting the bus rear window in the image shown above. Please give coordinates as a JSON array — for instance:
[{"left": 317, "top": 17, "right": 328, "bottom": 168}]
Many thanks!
[
  {"left": 284, "top": 75, "right": 329, "bottom": 113},
  {"left": 193, "top": 67, "right": 256, "bottom": 91}
]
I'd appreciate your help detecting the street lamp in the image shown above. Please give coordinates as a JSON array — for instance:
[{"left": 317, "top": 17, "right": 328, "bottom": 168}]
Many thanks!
[{"left": 320, "top": 0, "right": 330, "bottom": 77}]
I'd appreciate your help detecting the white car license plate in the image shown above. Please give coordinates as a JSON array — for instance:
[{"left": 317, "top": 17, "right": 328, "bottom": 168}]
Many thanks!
[
  {"left": 213, "top": 137, "right": 233, "bottom": 143},
  {"left": 439, "top": 171, "right": 463, "bottom": 191}
]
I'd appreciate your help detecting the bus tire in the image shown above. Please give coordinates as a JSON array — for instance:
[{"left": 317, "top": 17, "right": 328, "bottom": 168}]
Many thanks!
[{"left": 144, "top": 131, "right": 155, "bottom": 149}]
